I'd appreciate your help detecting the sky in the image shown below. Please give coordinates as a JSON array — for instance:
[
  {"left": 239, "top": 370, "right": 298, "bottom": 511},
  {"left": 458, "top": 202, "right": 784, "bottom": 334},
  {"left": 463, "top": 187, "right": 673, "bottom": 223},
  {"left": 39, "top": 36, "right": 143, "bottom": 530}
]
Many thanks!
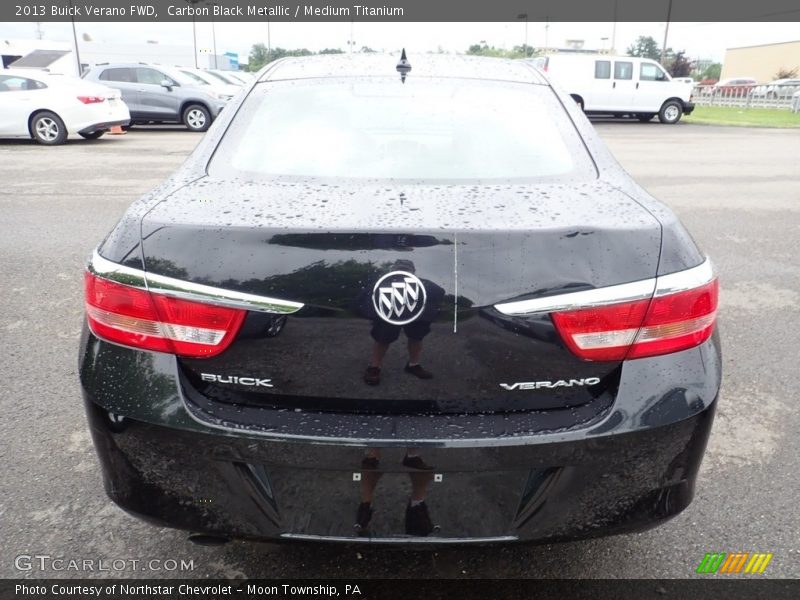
[{"left": 2, "top": 21, "right": 799, "bottom": 64}]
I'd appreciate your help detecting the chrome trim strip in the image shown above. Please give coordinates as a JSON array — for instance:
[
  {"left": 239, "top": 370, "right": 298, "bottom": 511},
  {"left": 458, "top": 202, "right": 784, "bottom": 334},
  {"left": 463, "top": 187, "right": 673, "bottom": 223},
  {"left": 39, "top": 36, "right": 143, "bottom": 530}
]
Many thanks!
[
  {"left": 494, "top": 258, "right": 713, "bottom": 316},
  {"left": 655, "top": 258, "right": 715, "bottom": 297},
  {"left": 145, "top": 271, "right": 304, "bottom": 314},
  {"left": 280, "top": 533, "right": 518, "bottom": 544},
  {"left": 86, "top": 251, "right": 148, "bottom": 289},
  {"left": 87, "top": 249, "right": 304, "bottom": 315},
  {"left": 494, "top": 279, "right": 655, "bottom": 316}
]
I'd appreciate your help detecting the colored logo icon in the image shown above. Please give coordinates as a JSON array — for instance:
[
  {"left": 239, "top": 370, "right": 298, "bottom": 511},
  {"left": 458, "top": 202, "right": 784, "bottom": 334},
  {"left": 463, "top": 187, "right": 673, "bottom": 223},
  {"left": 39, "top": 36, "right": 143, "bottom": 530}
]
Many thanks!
[{"left": 696, "top": 552, "right": 773, "bottom": 574}]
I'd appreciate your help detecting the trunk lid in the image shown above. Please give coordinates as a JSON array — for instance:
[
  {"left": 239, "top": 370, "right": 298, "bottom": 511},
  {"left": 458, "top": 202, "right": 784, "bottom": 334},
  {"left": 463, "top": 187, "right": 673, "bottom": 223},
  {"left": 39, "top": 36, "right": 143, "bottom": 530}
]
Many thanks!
[{"left": 140, "top": 178, "right": 661, "bottom": 414}]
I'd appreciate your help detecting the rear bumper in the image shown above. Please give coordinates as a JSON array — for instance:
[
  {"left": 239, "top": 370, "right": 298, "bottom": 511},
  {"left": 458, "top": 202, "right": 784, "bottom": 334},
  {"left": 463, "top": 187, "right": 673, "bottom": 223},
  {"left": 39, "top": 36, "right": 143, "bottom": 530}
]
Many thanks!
[
  {"left": 77, "top": 119, "right": 130, "bottom": 135},
  {"left": 79, "top": 328, "right": 721, "bottom": 545},
  {"left": 84, "top": 393, "right": 715, "bottom": 544}
]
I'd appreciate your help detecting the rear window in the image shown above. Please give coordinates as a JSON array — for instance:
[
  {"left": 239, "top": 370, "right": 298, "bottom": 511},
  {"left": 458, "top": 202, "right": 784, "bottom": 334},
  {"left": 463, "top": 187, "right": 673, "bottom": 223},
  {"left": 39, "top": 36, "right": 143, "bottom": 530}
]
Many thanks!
[
  {"left": 210, "top": 78, "right": 596, "bottom": 182},
  {"left": 100, "top": 68, "right": 135, "bottom": 83}
]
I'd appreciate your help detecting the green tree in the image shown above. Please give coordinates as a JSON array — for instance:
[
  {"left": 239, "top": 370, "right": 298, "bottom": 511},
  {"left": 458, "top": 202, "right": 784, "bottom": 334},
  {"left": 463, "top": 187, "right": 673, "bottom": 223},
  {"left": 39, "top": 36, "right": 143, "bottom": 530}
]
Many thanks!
[
  {"left": 247, "top": 45, "right": 313, "bottom": 71},
  {"left": 667, "top": 51, "right": 693, "bottom": 77},
  {"left": 700, "top": 63, "right": 721, "bottom": 81},
  {"left": 466, "top": 42, "right": 536, "bottom": 59},
  {"left": 247, "top": 42, "right": 270, "bottom": 71},
  {"left": 626, "top": 35, "right": 661, "bottom": 61}
]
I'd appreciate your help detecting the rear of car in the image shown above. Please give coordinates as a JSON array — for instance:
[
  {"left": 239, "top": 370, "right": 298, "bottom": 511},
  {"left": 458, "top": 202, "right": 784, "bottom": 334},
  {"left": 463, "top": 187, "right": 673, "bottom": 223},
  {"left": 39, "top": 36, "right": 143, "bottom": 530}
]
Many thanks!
[
  {"left": 0, "top": 69, "right": 129, "bottom": 144},
  {"left": 79, "top": 55, "right": 720, "bottom": 544}
]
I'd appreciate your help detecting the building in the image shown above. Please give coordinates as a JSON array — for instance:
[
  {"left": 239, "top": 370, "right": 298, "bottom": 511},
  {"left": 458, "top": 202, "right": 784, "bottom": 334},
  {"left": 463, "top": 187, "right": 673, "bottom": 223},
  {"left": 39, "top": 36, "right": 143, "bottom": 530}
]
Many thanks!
[
  {"left": 721, "top": 40, "right": 800, "bottom": 83},
  {"left": 2, "top": 38, "right": 241, "bottom": 74}
]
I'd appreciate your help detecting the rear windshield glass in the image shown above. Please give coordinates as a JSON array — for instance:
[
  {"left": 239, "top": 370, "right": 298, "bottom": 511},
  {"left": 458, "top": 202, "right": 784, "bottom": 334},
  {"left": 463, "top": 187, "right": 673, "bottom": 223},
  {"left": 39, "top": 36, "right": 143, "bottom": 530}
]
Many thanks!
[{"left": 209, "top": 78, "right": 596, "bottom": 182}]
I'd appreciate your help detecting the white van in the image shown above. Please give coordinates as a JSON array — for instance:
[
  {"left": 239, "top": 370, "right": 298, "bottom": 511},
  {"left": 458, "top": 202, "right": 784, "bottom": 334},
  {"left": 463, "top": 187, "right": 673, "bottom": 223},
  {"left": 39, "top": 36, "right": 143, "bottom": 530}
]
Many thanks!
[{"left": 531, "top": 54, "right": 695, "bottom": 124}]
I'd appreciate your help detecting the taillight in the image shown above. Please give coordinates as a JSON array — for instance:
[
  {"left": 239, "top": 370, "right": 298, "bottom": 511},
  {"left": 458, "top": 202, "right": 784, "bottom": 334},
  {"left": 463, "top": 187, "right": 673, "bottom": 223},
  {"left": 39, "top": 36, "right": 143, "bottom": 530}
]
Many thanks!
[
  {"left": 84, "top": 272, "right": 246, "bottom": 358},
  {"left": 551, "top": 279, "right": 718, "bottom": 361},
  {"left": 77, "top": 96, "right": 105, "bottom": 104}
]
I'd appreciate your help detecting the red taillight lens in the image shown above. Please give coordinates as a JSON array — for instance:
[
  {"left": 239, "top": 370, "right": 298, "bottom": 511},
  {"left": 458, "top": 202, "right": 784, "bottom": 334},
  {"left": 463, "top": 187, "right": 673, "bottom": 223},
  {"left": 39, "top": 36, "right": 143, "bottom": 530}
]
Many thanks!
[
  {"left": 551, "top": 279, "right": 718, "bottom": 361},
  {"left": 84, "top": 272, "right": 246, "bottom": 358},
  {"left": 77, "top": 96, "right": 105, "bottom": 104}
]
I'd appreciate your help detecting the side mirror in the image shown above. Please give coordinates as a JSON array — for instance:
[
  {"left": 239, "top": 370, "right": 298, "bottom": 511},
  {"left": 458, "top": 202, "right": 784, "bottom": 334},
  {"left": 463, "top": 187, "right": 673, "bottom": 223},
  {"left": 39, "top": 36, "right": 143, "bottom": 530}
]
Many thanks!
[{"left": 161, "top": 79, "right": 174, "bottom": 89}]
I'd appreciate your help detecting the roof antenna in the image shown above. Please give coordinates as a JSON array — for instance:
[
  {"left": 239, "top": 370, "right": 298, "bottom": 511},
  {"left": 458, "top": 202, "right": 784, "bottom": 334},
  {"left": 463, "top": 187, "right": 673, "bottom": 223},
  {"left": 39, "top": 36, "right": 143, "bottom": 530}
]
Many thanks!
[{"left": 396, "top": 48, "right": 411, "bottom": 83}]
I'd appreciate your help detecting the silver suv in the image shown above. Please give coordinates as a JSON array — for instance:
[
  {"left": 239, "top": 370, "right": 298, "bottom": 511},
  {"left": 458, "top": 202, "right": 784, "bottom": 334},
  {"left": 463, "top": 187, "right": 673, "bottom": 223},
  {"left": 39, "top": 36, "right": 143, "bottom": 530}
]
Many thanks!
[{"left": 82, "top": 63, "right": 233, "bottom": 131}]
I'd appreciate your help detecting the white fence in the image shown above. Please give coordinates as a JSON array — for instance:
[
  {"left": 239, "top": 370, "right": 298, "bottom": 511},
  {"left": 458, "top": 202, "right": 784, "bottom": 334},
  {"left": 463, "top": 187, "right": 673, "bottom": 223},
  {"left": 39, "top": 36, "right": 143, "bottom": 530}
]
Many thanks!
[{"left": 693, "top": 84, "right": 800, "bottom": 112}]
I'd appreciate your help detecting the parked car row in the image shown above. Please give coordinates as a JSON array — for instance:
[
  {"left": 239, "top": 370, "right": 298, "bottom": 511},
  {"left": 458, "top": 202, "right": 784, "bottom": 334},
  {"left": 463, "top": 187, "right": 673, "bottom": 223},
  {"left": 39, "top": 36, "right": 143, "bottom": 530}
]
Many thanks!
[
  {"left": 0, "top": 63, "right": 254, "bottom": 144},
  {"left": 81, "top": 63, "right": 246, "bottom": 132}
]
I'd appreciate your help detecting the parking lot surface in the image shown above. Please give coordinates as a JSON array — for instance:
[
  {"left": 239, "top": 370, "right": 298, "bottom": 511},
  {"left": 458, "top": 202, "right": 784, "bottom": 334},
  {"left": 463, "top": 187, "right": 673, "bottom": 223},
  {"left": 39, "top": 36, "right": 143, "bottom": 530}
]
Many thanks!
[{"left": 1, "top": 122, "right": 798, "bottom": 578}]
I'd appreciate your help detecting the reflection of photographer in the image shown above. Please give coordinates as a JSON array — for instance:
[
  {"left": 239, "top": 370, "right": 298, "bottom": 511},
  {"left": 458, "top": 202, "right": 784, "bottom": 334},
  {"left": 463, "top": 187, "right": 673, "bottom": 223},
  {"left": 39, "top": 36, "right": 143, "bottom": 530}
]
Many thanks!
[
  {"left": 354, "top": 448, "right": 437, "bottom": 537},
  {"left": 358, "top": 259, "right": 445, "bottom": 386}
]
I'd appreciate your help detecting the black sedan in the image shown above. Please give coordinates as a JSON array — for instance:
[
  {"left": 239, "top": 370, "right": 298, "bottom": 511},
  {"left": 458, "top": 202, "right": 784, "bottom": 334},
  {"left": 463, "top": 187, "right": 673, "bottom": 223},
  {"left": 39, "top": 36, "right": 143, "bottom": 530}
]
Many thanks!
[{"left": 79, "top": 53, "right": 721, "bottom": 544}]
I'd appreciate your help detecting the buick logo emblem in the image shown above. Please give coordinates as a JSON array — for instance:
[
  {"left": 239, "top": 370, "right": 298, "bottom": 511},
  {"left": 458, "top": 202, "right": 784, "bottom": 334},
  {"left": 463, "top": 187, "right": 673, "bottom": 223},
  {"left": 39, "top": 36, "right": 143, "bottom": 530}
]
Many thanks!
[{"left": 372, "top": 271, "right": 427, "bottom": 325}]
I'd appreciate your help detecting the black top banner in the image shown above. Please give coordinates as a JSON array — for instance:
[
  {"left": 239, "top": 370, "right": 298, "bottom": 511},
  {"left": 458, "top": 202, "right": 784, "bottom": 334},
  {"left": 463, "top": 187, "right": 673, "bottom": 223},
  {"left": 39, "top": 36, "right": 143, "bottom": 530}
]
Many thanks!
[{"left": 4, "top": 0, "right": 800, "bottom": 22}]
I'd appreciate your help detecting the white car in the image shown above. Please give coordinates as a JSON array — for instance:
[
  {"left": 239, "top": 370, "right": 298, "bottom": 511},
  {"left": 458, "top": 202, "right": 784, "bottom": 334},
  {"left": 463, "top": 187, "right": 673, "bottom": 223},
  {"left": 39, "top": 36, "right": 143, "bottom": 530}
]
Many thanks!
[{"left": 0, "top": 68, "right": 130, "bottom": 145}]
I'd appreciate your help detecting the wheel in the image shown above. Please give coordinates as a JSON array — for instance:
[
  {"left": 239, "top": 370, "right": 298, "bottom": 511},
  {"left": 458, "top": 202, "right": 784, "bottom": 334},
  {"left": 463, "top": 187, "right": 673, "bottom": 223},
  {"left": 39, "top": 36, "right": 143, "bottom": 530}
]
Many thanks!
[
  {"left": 636, "top": 113, "right": 656, "bottom": 122},
  {"left": 79, "top": 130, "right": 106, "bottom": 140},
  {"left": 182, "top": 104, "right": 211, "bottom": 132},
  {"left": 30, "top": 111, "right": 68, "bottom": 145},
  {"left": 658, "top": 100, "right": 683, "bottom": 124}
]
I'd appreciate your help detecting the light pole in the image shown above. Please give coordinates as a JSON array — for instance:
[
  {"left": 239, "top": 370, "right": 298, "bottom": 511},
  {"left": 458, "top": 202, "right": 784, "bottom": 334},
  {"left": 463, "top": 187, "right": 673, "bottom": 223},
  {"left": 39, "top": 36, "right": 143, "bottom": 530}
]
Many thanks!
[
  {"left": 211, "top": 2, "right": 218, "bottom": 69},
  {"left": 184, "top": 0, "right": 203, "bottom": 68}
]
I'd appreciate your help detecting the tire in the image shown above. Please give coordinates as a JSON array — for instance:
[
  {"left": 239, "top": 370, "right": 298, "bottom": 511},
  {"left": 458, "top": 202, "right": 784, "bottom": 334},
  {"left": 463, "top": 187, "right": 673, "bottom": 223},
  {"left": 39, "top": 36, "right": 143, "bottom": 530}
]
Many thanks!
[
  {"left": 182, "top": 104, "right": 211, "bottom": 132},
  {"left": 30, "top": 111, "right": 68, "bottom": 145},
  {"left": 658, "top": 100, "right": 683, "bottom": 124},
  {"left": 636, "top": 113, "right": 656, "bottom": 122},
  {"left": 79, "top": 130, "right": 106, "bottom": 140}
]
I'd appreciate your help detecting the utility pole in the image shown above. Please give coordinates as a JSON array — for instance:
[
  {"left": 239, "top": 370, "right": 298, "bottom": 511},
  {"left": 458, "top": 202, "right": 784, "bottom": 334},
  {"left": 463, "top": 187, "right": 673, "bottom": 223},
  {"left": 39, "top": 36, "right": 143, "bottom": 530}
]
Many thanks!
[
  {"left": 611, "top": 0, "right": 617, "bottom": 53},
  {"left": 68, "top": 0, "right": 81, "bottom": 75},
  {"left": 516, "top": 13, "right": 528, "bottom": 56},
  {"left": 660, "top": 0, "right": 673, "bottom": 66}
]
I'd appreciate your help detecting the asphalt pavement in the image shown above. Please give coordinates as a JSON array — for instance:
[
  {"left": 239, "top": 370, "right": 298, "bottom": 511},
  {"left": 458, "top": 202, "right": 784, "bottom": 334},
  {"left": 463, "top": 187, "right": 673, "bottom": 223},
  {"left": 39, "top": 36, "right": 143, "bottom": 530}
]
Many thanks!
[{"left": 0, "top": 121, "right": 798, "bottom": 579}]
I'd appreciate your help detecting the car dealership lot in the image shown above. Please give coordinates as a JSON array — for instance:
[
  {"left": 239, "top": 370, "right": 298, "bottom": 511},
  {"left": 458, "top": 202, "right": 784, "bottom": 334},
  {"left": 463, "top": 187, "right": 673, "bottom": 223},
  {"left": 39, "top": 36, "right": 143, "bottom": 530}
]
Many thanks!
[{"left": 1, "top": 124, "right": 798, "bottom": 578}]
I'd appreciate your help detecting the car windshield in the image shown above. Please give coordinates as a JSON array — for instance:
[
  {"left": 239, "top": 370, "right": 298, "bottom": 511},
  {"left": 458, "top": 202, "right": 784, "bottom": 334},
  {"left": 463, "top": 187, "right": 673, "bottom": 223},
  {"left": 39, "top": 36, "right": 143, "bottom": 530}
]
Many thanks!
[
  {"left": 177, "top": 70, "right": 210, "bottom": 85},
  {"left": 206, "top": 71, "right": 237, "bottom": 84},
  {"left": 209, "top": 78, "right": 596, "bottom": 182}
]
